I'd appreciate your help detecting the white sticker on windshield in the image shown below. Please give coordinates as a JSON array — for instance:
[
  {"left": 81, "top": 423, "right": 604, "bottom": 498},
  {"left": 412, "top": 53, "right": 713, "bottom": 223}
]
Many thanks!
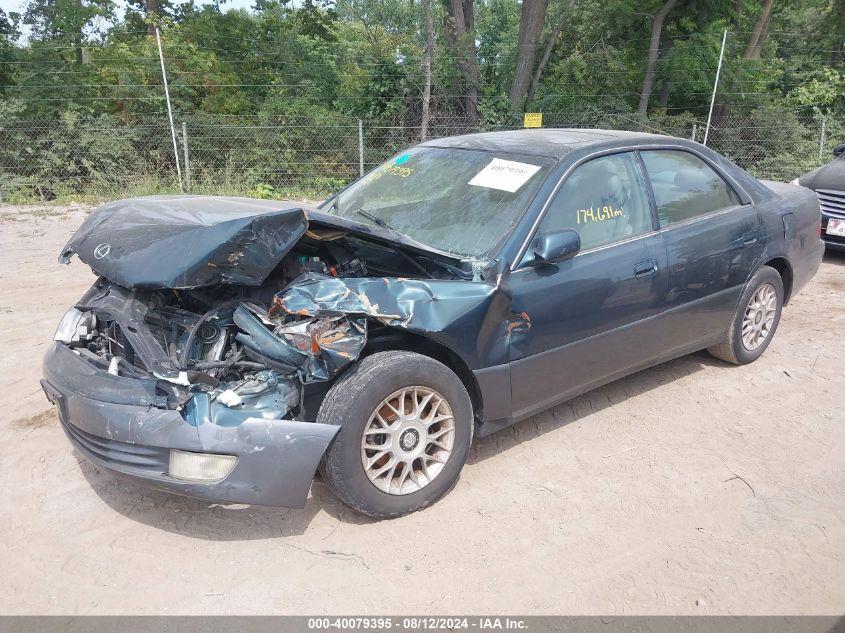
[{"left": 468, "top": 158, "right": 542, "bottom": 193}]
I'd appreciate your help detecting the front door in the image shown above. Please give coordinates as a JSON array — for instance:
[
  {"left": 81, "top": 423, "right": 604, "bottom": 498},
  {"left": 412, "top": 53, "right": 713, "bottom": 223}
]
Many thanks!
[{"left": 508, "top": 151, "right": 669, "bottom": 421}]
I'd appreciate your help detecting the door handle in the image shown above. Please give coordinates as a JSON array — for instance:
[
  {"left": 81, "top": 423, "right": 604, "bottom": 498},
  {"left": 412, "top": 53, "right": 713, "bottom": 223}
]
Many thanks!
[{"left": 634, "top": 259, "right": 658, "bottom": 278}]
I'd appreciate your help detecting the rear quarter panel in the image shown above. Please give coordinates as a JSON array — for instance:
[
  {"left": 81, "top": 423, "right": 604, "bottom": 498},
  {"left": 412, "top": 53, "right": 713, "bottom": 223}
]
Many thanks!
[{"left": 757, "top": 180, "right": 824, "bottom": 300}]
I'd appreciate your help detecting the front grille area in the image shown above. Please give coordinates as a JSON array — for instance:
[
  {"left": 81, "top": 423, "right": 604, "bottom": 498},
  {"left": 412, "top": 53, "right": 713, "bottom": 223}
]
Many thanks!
[
  {"left": 817, "top": 189, "right": 845, "bottom": 219},
  {"left": 61, "top": 415, "right": 169, "bottom": 474}
]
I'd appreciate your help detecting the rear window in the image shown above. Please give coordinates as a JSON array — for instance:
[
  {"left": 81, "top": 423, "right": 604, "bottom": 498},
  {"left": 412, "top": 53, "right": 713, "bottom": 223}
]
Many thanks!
[{"left": 641, "top": 150, "right": 741, "bottom": 226}]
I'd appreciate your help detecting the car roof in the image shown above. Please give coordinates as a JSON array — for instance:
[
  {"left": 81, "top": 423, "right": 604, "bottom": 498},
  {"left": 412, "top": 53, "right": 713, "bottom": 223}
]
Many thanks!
[{"left": 419, "top": 128, "right": 672, "bottom": 159}]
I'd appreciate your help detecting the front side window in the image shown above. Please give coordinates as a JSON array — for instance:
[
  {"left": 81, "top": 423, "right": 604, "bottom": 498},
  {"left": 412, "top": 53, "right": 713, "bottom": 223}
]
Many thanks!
[
  {"left": 640, "top": 150, "right": 741, "bottom": 226},
  {"left": 537, "top": 152, "right": 653, "bottom": 251},
  {"left": 324, "top": 148, "right": 553, "bottom": 258}
]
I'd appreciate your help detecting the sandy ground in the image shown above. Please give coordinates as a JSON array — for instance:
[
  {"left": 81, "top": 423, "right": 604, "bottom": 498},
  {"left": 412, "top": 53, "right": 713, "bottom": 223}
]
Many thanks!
[{"left": 0, "top": 201, "right": 843, "bottom": 615}]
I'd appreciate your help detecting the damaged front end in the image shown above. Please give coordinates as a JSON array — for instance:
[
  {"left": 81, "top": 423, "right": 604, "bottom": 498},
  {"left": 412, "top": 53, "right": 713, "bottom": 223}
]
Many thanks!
[
  {"left": 57, "top": 276, "right": 369, "bottom": 410},
  {"left": 42, "top": 277, "right": 361, "bottom": 506},
  {"left": 44, "top": 196, "right": 489, "bottom": 507}
]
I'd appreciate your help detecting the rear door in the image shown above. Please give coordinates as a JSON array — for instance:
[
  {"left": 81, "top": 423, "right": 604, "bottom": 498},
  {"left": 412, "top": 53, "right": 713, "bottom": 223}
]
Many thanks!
[
  {"left": 639, "top": 149, "right": 764, "bottom": 351},
  {"left": 508, "top": 151, "right": 669, "bottom": 420}
]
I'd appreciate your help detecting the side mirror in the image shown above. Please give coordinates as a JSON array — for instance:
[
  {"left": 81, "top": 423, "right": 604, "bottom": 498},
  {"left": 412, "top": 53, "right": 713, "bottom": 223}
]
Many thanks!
[
  {"left": 531, "top": 229, "right": 581, "bottom": 265},
  {"left": 833, "top": 143, "right": 845, "bottom": 158}
]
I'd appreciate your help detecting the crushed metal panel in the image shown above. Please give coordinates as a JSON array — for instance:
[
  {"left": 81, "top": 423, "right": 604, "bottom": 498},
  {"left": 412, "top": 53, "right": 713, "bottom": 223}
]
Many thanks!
[
  {"left": 234, "top": 304, "right": 367, "bottom": 382},
  {"left": 270, "top": 272, "right": 531, "bottom": 369},
  {"left": 59, "top": 196, "right": 312, "bottom": 289},
  {"left": 274, "top": 315, "right": 367, "bottom": 382},
  {"left": 271, "top": 273, "right": 496, "bottom": 329}
]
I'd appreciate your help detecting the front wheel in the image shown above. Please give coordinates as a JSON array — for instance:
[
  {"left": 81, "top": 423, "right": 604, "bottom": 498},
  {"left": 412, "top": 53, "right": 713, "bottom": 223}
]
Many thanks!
[
  {"left": 317, "top": 351, "right": 473, "bottom": 518},
  {"left": 707, "top": 265, "right": 784, "bottom": 365}
]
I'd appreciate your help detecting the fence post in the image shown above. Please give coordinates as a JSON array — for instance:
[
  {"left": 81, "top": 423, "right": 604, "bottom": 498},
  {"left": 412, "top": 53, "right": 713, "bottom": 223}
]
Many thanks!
[
  {"left": 181, "top": 121, "right": 191, "bottom": 193},
  {"left": 691, "top": 123, "right": 697, "bottom": 142},
  {"left": 358, "top": 119, "right": 364, "bottom": 178},
  {"left": 704, "top": 29, "right": 728, "bottom": 147},
  {"left": 155, "top": 27, "right": 184, "bottom": 193},
  {"left": 819, "top": 116, "right": 827, "bottom": 165}
]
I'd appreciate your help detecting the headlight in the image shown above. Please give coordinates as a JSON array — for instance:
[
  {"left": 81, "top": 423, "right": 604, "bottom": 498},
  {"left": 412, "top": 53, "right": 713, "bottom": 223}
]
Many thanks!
[
  {"left": 54, "top": 307, "right": 97, "bottom": 344},
  {"left": 169, "top": 450, "right": 237, "bottom": 483},
  {"left": 790, "top": 178, "right": 800, "bottom": 186}
]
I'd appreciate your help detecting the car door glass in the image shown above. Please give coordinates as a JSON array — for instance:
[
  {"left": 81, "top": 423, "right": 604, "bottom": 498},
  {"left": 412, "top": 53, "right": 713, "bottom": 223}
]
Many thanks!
[
  {"left": 640, "top": 150, "right": 741, "bottom": 226},
  {"left": 538, "top": 152, "right": 653, "bottom": 251}
]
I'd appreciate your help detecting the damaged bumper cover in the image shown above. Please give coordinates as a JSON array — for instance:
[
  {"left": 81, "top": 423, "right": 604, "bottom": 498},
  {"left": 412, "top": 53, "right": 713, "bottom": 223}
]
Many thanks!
[{"left": 42, "top": 342, "right": 339, "bottom": 507}]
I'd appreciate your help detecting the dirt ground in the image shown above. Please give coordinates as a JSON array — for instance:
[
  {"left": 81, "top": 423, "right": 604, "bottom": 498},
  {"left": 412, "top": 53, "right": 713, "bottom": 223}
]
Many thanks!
[{"left": 0, "top": 201, "right": 843, "bottom": 615}]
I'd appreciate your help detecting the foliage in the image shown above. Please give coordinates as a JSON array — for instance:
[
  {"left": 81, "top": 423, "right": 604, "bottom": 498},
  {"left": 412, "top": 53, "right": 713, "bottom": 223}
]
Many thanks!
[{"left": 0, "top": 0, "right": 843, "bottom": 200}]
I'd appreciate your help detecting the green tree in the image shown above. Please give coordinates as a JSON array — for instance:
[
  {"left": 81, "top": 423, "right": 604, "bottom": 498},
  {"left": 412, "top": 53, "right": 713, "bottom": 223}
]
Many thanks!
[
  {"left": 0, "top": 9, "right": 20, "bottom": 87},
  {"left": 23, "top": 0, "right": 115, "bottom": 64}
]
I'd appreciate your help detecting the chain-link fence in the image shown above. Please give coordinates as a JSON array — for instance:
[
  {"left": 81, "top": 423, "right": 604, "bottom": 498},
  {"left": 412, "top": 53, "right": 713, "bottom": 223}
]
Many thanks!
[{"left": 0, "top": 109, "right": 840, "bottom": 203}]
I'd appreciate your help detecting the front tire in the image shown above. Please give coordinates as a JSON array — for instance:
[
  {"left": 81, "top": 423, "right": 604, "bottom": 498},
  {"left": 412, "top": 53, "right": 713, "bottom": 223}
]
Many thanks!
[
  {"left": 707, "top": 265, "right": 784, "bottom": 365},
  {"left": 317, "top": 351, "right": 473, "bottom": 518}
]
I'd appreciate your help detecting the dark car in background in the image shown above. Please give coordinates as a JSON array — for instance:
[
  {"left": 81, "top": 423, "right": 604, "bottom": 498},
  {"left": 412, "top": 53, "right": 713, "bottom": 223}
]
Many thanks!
[
  {"left": 42, "top": 129, "right": 824, "bottom": 519},
  {"left": 794, "top": 142, "right": 845, "bottom": 251}
]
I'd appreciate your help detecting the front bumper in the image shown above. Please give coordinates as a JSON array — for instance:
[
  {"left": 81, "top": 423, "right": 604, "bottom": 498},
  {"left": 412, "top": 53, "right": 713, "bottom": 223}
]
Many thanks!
[{"left": 41, "top": 342, "right": 339, "bottom": 507}]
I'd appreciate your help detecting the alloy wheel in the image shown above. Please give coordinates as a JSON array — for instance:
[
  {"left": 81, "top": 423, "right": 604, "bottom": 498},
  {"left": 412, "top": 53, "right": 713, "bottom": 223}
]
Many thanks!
[
  {"left": 741, "top": 283, "right": 777, "bottom": 351},
  {"left": 360, "top": 386, "right": 456, "bottom": 495}
]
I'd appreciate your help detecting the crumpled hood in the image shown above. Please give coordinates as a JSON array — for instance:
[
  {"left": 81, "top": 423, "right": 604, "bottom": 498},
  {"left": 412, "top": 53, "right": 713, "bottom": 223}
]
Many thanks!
[{"left": 60, "top": 195, "right": 313, "bottom": 289}]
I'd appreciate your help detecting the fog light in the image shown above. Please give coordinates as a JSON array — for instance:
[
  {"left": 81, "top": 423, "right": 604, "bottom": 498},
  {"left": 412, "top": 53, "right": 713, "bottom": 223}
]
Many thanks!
[{"left": 169, "top": 450, "right": 237, "bottom": 483}]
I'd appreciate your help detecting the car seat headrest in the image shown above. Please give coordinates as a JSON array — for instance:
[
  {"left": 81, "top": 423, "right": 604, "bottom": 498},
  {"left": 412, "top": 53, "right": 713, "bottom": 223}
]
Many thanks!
[{"left": 674, "top": 168, "right": 711, "bottom": 191}]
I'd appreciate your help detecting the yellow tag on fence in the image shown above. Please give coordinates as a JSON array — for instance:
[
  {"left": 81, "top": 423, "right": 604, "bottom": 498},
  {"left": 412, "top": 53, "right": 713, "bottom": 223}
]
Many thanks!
[{"left": 523, "top": 112, "right": 543, "bottom": 128}]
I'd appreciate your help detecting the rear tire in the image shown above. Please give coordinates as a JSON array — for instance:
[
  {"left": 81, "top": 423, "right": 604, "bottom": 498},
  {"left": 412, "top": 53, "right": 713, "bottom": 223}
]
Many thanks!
[
  {"left": 707, "top": 265, "right": 784, "bottom": 365},
  {"left": 317, "top": 351, "right": 473, "bottom": 519}
]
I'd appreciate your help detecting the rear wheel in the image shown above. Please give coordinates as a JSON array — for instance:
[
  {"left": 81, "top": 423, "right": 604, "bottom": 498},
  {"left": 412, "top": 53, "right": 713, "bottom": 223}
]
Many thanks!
[
  {"left": 707, "top": 265, "right": 784, "bottom": 365},
  {"left": 317, "top": 351, "right": 473, "bottom": 518}
]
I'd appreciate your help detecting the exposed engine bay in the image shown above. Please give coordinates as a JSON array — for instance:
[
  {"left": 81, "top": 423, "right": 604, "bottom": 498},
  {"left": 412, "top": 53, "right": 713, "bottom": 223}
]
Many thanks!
[{"left": 56, "top": 227, "right": 472, "bottom": 427}]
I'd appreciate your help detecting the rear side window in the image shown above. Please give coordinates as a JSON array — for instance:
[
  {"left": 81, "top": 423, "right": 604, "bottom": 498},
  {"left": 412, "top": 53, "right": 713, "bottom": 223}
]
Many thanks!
[
  {"left": 640, "top": 150, "right": 741, "bottom": 226},
  {"left": 538, "top": 152, "right": 653, "bottom": 251}
]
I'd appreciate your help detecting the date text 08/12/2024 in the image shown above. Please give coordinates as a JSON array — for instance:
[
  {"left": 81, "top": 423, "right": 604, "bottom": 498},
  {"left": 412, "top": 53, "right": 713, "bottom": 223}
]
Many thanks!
[{"left": 307, "top": 617, "right": 528, "bottom": 630}]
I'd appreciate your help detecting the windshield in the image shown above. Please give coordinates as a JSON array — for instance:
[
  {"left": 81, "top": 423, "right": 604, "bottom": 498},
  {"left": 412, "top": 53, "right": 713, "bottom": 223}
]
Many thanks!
[{"left": 323, "top": 147, "right": 554, "bottom": 258}]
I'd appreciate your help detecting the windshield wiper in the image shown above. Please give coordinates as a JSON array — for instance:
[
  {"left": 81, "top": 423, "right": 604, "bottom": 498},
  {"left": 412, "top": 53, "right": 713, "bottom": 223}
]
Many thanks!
[{"left": 356, "top": 207, "right": 397, "bottom": 232}]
